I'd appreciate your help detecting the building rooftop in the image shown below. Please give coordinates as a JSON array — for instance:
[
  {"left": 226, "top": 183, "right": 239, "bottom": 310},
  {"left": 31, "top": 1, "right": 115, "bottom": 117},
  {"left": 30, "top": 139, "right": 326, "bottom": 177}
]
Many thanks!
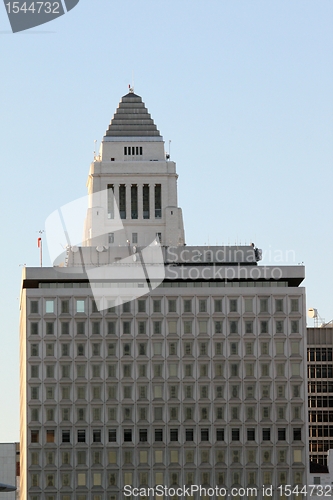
[{"left": 105, "top": 91, "right": 161, "bottom": 138}]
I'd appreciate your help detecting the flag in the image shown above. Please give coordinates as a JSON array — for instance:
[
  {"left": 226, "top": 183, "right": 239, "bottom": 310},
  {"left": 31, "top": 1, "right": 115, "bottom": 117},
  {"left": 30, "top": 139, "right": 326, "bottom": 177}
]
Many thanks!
[{"left": 37, "top": 237, "right": 41, "bottom": 248}]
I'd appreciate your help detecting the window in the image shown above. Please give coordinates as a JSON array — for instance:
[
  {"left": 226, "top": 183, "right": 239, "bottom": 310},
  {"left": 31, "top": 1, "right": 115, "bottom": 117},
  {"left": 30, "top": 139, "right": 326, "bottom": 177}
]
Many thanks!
[
  {"left": 61, "top": 343, "right": 69, "bottom": 356},
  {"left": 230, "top": 299, "right": 238, "bottom": 312},
  {"left": 31, "top": 430, "right": 39, "bottom": 443},
  {"left": 93, "top": 322, "right": 101, "bottom": 335},
  {"left": 262, "top": 406, "right": 270, "bottom": 419},
  {"left": 46, "top": 408, "right": 54, "bottom": 421},
  {"left": 184, "top": 299, "right": 192, "bottom": 313},
  {"left": 216, "top": 406, "right": 224, "bottom": 419},
  {"left": 62, "top": 430, "right": 70, "bottom": 443},
  {"left": 184, "top": 342, "right": 192, "bottom": 355},
  {"left": 46, "top": 473, "right": 55, "bottom": 487},
  {"left": 200, "top": 342, "right": 208, "bottom": 355},
  {"left": 154, "top": 184, "right": 162, "bottom": 218},
  {"left": 260, "top": 298, "right": 268, "bottom": 313},
  {"left": 291, "top": 320, "right": 299, "bottom": 333},
  {"left": 46, "top": 430, "right": 55, "bottom": 443},
  {"left": 31, "top": 408, "right": 39, "bottom": 421},
  {"left": 124, "top": 385, "right": 132, "bottom": 399},
  {"left": 275, "top": 299, "right": 283, "bottom": 312},
  {"left": 245, "top": 362, "right": 254, "bottom": 377},
  {"left": 76, "top": 322, "right": 85, "bottom": 335},
  {"left": 231, "top": 428, "right": 240, "bottom": 441},
  {"left": 168, "top": 299, "right": 177, "bottom": 313},
  {"left": 31, "top": 387, "right": 39, "bottom": 400},
  {"left": 262, "top": 428, "right": 271, "bottom": 441},
  {"left": 276, "top": 320, "right": 284, "bottom": 333},
  {"left": 215, "top": 342, "right": 223, "bottom": 355},
  {"left": 30, "top": 344, "right": 39, "bottom": 357},
  {"left": 277, "top": 385, "right": 285, "bottom": 398},
  {"left": 153, "top": 321, "right": 161, "bottom": 334},
  {"left": 139, "top": 429, "right": 148, "bottom": 442},
  {"left": 153, "top": 342, "right": 162, "bottom": 355},
  {"left": 153, "top": 299, "right": 161, "bottom": 313},
  {"left": 278, "top": 428, "right": 286, "bottom": 440},
  {"left": 261, "top": 364, "right": 269, "bottom": 377},
  {"left": 170, "top": 429, "right": 178, "bottom": 441},
  {"left": 215, "top": 320, "right": 223, "bottom": 334},
  {"left": 109, "top": 429, "right": 117, "bottom": 442},
  {"left": 245, "top": 321, "right": 253, "bottom": 334},
  {"left": 108, "top": 232, "right": 114, "bottom": 244},
  {"left": 261, "top": 321, "right": 268, "bottom": 333},
  {"left": 230, "top": 342, "right": 238, "bottom": 355},
  {"left": 201, "top": 428, "right": 209, "bottom": 441},
  {"left": 244, "top": 298, "right": 252, "bottom": 312},
  {"left": 291, "top": 298, "right": 299, "bottom": 312},
  {"left": 124, "top": 429, "right": 132, "bottom": 442},
  {"left": 229, "top": 320, "right": 238, "bottom": 334},
  {"left": 230, "top": 364, "right": 239, "bottom": 377},
  {"left": 30, "top": 322, "right": 39, "bottom": 335},
  {"left": 31, "top": 365, "right": 39, "bottom": 378},
  {"left": 247, "top": 428, "right": 255, "bottom": 441},
  {"left": 291, "top": 363, "right": 300, "bottom": 376},
  {"left": 93, "top": 429, "right": 101, "bottom": 443},
  {"left": 45, "top": 300, "right": 54, "bottom": 313},
  {"left": 155, "top": 429, "right": 163, "bottom": 442},
  {"left": 46, "top": 322, "right": 54, "bottom": 335},
  {"left": 62, "top": 408, "right": 70, "bottom": 421},
  {"left": 215, "top": 299, "right": 222, "bottom": 312},
  {"left": 76, "top": 300, "right": 85, "bottom": 313},
  {"left": 138, "top": 299, "right": 146, "bottom": 313},
  {"left": 293, "top": 428, "right": 302, "bottom": 441},
  {"left": 216, "top": 428, "right": 224, "bottom": 441},
  {"left": 199, "top": 299, "right": 207, "bottom": 312},
  {"left": 92, "top": 343, "right": 100, "bottom": 356},
  {"left": 261, "top": 341, "right": 269, "bottom": 355},
  {"left": 200, "top": 385, "right": 208, "bottom": 398},
  {"left": 276, "top": 341, "right": 284, "bottom": 354},
  {"left": 61, "top": 321, "right": 69, "bottom": 335},
  {"left": 77, "top": 408, "right": 85, "bottom": 421},
  {"left": 185, "top": 428, "right": 193, "bottom": 441},
  {"left": 229, "top": 402, "right": 237, "bottom": 418},
  {"left": 291, "top": 341, "right": 299, "bottom": 354},
  {"left": 293, "top": 384, "right": 301, "bottom": 397},
  {"left": 132, "top": 232, "right": 138, "bottom": 244},
  {"left": 30, "top": 300, "right": 39, "bottom": 314},
  {"left": 169, "top": 342, "right": 177, "bottom": 355}
]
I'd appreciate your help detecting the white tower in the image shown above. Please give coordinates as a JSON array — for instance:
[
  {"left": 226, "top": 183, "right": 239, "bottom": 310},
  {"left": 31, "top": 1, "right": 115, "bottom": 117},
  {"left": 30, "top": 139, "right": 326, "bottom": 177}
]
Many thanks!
[{"left": 84, "top": 89, "right": 185, "bottom": 248}]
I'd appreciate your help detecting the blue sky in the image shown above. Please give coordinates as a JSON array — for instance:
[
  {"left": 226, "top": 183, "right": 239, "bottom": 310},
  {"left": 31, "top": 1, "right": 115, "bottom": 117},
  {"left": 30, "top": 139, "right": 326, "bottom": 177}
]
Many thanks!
[{"left": 0, "top": 0, "right": 332, "bottom": 441}]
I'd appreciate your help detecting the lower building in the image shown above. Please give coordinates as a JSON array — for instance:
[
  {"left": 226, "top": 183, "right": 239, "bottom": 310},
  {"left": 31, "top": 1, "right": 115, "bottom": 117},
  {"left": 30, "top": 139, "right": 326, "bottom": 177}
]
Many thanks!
[{"left": 0, "top": 443, "right": 20, "bottom": 499}]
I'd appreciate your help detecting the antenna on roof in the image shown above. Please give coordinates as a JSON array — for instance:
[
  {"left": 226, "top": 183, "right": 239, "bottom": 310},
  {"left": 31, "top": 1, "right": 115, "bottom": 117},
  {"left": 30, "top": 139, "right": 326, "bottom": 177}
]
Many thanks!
[{"left": 129, "top": 83, "right": 134, "bottom": 93}]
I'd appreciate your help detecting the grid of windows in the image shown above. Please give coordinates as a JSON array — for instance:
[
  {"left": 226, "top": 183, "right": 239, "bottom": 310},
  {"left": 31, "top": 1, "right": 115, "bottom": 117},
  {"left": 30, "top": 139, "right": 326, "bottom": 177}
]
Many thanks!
[{"left": 24, "top": 292, "right": 306, "bottom": 494}]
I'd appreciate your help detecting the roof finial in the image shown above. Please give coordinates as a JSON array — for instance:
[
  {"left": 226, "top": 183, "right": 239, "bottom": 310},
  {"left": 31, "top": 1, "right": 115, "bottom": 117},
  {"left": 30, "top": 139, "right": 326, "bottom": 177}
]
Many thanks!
[{"left": 128, "top": 84, "right": 134, "bottom": 93}]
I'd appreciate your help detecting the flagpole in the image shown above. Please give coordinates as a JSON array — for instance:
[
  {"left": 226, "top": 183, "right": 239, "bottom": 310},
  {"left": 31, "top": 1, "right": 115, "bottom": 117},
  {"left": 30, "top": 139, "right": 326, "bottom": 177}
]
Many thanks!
[{"left": 38, "top": 230, "right": 44, "bottom": 267}]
